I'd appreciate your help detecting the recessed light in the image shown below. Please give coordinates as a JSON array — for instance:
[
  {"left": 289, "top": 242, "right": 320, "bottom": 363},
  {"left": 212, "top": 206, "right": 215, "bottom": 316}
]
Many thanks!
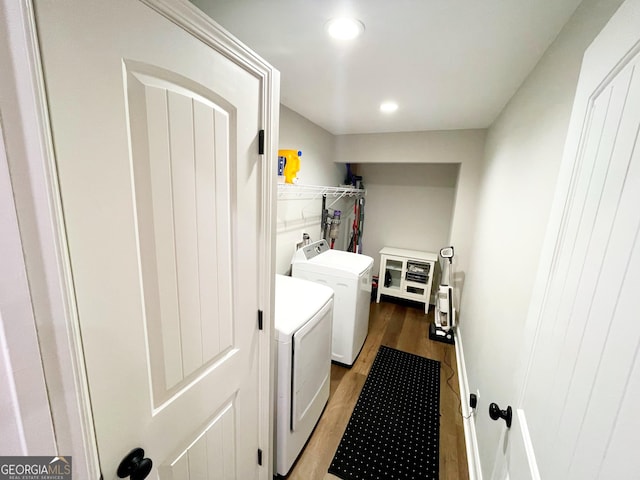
[
  {"left": 326, "top": 18, "right": 365, "bottom": 40},
  {"left": 380, "top": 101, "right": 398, "bottom": 113}
]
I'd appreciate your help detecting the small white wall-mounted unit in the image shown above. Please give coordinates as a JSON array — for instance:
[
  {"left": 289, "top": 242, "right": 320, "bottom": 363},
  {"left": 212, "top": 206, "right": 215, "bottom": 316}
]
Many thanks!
[
  {"left": 291, "top": 240, "right": 373, "bottom": 366},
  {"left": 274, "top": 274, "right": 334, "bottom": 476}
]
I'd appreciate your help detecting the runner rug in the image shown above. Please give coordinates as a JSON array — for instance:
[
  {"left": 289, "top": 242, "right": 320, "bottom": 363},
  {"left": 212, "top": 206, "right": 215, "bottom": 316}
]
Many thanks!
[{"left": 328, "top": 346, "right": 440, "bottom": 480}]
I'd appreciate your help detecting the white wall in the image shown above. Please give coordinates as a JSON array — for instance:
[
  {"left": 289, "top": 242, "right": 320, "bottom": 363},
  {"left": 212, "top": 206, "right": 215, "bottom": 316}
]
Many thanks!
[
  {"left": 356, "top": 163, "right": 459, "bottom": 279},
  {"left": 275, "top": 106, "right": 345, "bottom": 274},
  {"left": 335, "top": 129, "right": 487, "bottom": 301},
  {"left": 277, "top": 117, "right": 486, "bottom": 287},
  {"left": 457, "top": 0, "right": 625, "bottom": 476}
]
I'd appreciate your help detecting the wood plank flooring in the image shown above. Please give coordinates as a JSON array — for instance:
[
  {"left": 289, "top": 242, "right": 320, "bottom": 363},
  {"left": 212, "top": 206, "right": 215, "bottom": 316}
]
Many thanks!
[{"left": 285, "top": 299, "right": 470, "bottom": 480}]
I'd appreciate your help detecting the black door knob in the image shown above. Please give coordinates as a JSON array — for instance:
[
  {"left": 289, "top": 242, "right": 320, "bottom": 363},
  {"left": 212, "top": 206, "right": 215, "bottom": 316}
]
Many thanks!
[
  {"left": 117, "top": 448, "right": 153, "bottom": 480},
  {"left": 489, "top": 402, "right": 512, "bottom": 428}
]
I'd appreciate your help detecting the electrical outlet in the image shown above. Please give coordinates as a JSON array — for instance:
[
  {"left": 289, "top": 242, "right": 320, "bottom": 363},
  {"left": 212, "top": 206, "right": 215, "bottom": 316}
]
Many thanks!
[{"left": 469, "top": 393, "right": 477, "bottom": 409}]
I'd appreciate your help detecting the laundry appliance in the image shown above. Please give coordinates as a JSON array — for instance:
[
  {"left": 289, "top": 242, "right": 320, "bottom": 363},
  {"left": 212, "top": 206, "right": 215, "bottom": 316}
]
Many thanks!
[
  {"left": 274, "top": 274, "right": 334, "bottom": 476},
  {"left": 291, "top": 240, "right": 373, "bottom": 366}
]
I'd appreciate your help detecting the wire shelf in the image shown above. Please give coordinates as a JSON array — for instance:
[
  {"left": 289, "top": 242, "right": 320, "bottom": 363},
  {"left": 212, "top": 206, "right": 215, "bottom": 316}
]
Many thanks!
[{"left": 277, "top": 183, "right": 366, "bottom": 200}]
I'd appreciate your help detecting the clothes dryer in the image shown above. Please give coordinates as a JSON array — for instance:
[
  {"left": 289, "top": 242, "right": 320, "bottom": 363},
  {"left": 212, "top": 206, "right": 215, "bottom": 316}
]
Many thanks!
[{"left": 274, "top": 274, "right": 333, "bottom": 476}]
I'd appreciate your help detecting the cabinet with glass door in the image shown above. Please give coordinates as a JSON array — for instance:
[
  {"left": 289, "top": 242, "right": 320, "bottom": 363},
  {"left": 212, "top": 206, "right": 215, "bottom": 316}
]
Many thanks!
[{"left": 376, "top": 247, "right": 438, "bottom": 314}]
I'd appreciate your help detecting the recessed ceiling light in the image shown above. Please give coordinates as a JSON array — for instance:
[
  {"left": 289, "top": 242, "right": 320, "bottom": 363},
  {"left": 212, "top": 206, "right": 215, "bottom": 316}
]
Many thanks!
[
  {"left": 380, "top": 101, "right": 399, "bottom": 113},
  {"left": 326, "top": 18, "right": 365, "bottom": 40}
]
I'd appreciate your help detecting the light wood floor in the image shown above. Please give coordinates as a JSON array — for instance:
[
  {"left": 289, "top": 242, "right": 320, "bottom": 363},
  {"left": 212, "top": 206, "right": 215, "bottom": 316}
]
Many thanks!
[{"left": 284, "top": 298, "right": 469, "bottom": 480}]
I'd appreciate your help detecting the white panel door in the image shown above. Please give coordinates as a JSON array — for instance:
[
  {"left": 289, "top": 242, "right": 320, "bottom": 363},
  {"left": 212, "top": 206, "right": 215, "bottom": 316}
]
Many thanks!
[
  {"left": 494, "top": 1, "right": 640, "bottom": 478},
  {"left": 33, "top": 1, "right": 270, "bottom": 478}
]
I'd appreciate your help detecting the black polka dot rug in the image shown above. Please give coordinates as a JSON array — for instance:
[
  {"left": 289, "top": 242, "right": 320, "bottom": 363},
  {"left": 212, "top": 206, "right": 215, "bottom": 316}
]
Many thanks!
[{"left": 328, "top": 346, "right": 440, "bottom": 480}]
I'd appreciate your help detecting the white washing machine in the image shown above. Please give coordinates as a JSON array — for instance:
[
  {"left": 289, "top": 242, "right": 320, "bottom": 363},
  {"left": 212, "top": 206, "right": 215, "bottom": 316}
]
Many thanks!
[
  {"left": 274, "top": 274, "right": 334, "bottom": 477},
  {"left": 291, "top": 240, "right": 373, "bottom": 366}
]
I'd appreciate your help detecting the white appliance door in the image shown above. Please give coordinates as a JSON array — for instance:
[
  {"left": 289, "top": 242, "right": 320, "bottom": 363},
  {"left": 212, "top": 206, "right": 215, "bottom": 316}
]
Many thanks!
[
  {"left": 34, "top": 1, "right": 266, "bottom": 478},
  {"left": 291, "top": 300, "right": 332, "bottom": 431},
  {"left": 493, "top": 1, "right": 640, "bottom": 478}
]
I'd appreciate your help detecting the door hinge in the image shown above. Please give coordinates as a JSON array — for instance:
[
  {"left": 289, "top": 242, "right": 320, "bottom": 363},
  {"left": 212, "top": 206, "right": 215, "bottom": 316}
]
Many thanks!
[
  {"left": 258, "top": 309, "right": 263, "bottom": 330},
  {"left": 258, "top": 129, "right": 265, "bottom": 155},
  {"left": 257, "top": 448, "right": 263, "bottom": 466}
]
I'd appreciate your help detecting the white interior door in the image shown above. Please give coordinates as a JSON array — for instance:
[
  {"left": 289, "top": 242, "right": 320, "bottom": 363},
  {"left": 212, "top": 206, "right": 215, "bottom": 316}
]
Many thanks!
[
  {"left": 494, "top": 1, "right": 640, "bottom": 478},
  {"left": 34, "top": 1, "right": 271, "bottom": 478}
]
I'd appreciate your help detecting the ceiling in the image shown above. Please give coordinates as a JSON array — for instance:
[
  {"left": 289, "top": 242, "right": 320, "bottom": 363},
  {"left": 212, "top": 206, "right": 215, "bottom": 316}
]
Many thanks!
[{"left": 192, "top": 0, "right": 583, "bottom": 135}]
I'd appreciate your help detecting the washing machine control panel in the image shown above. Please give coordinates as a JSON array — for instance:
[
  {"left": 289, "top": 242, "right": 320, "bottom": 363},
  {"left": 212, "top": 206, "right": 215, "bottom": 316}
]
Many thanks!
[{"left": 301, "top": 239, "right": 330, "bottom": 259}]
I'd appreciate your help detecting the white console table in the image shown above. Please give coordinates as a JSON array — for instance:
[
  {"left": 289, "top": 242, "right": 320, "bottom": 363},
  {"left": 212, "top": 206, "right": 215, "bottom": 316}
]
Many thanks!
[{"left": 376, "top": 247, "right": 438, "bottom": 314}]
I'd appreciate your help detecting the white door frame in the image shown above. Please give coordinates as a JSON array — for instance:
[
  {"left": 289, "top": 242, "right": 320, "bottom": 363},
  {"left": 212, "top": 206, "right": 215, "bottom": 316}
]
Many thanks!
[
  {"left": 2, "top": 0, "right": 278, "bottom": 477},
  {"left": 1, "top": 2, "right": 100, "bottom": 477}
]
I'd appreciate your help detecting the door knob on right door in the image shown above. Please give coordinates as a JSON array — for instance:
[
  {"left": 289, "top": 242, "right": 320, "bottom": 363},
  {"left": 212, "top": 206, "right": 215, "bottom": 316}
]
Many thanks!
[{"left": 489, "top": 402, "right": 513, "bottom": 428}]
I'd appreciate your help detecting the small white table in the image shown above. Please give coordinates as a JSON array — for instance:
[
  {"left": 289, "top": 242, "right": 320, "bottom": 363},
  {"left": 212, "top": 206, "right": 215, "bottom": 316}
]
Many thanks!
[{"left": 376, "top": 247, "right": 438, "bottom": 314}]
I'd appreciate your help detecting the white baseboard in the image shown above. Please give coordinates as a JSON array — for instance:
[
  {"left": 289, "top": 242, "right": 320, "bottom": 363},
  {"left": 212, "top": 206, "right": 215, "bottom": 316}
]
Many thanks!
[{"left": 454, "top": 325, "right": 483, "bottom": 480}]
